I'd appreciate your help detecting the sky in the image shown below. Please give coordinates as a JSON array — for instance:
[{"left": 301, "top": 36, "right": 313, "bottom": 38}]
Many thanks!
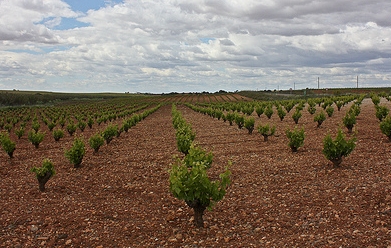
[{"left": 0, "top": 0, "right": 390, "bottom": 93}]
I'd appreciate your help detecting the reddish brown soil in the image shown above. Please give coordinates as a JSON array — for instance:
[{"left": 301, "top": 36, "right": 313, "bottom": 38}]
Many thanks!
[{"left": 1, "top": 98, "right": 391, "bottom": 247}]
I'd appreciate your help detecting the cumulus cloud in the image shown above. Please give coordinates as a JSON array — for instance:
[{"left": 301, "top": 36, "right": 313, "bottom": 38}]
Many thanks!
[
  {"left": 0, "top": 0, "right": 78, "bottom": 44},
  {"left": 0, "top": 0, "right": 391, "bottom": 92}
]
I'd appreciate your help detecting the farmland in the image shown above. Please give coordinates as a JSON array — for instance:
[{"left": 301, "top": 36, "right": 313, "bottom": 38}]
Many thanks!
[{"left": 1, "top": 90, "right": 391, "bottom": 247}]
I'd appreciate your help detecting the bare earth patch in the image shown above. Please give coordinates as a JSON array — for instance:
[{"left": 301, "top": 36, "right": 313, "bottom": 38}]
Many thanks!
[{"left": 1, "top": 98, "right": 391, "bottom": 247}]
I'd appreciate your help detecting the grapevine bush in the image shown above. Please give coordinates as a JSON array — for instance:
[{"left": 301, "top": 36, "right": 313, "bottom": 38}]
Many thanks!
[
  {"left": 326, "top": 106, "right": 334, "bottom": 117},
  {"left": 0, "top": 132, "right": 16, "bottom": 158},
  {"left": 28, "top": 130, "right": 45, "bottom": 148},
  {"left": 323, "top": 129, "right": 356, "bottom": 167},
  {"left": 89, "top": 133, "right": 105, "bottom": 153},
  {"left": 53, "top": 129, "right": 64, "bottom": 141},
  {"left": 375, "top": 105, "right": 389, "bottom": 122},
  {"left": 286, "top": 126, "right": 305, "bottom": 152},
  {"left": 15, "top": 127, "right": 25, "bottom": 139},
  {"left": 314, "top": 111, "right": 326, "bottom": 128},
  {"left": 65, "top": 137, "right": 86, "bottom": 168},
  {"left": 234, "top": 114, "right": 244, "bottom": 129},
  {"left": 244, "top": 117, "right": 255, "bottom": 134},
  {"left": 292, "top": 110, "right": 302, "bottom": 124},
  {"left": 169, "top": 145, "right": 231, "bottom": 228},
  {"left": 343, "top": 112, "right": 356, "bottom": 133},
  {"left": 102, "top": 124, "right": 118, "bottom": 144},
  {"left": 380, "top": 116, "right": 391, "bottom": 141},
  {"left": 257, "top": 124, "right": 276, "bottom": 142},
  {"left": 264, "top": 105, "right": 274, "bottom": 119},
  {"left": 66, "top": 121, "right": 77, "bottom": 136},
  {"left": 31, "top": 158, "right": 55, "bottom": 192},
  {"left": 277, "top": 106, "right": 286, "bottom": 121}
]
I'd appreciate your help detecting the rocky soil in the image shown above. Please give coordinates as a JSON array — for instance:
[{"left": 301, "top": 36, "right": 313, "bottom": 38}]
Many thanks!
[{"left": 1, "top": 98, "right": 391, "bottom": 247}]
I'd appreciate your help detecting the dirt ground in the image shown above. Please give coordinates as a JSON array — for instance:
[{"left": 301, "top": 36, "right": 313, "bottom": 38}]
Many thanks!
[{"left": 1, "top": 98, "right": 391, "bottom": 247}]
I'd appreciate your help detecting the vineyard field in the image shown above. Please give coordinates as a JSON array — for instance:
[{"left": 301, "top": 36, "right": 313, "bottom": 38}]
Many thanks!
[{"left": 1, "top": 95, "right": 391, "bottom": 247}]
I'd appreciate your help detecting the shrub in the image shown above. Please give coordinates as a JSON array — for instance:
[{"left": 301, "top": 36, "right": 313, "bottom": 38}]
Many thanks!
[
  {"left": 66, "top": 121, "right": 77, "bottom": 136},
  {"left": 47, "top": 122, "right": 56, "bottom": 131},
  {"left": 314, "top": 111, "right": 326, "bottom": 128},
  {"left": 0, "top": 132, "right": 16, "bottom": 158},
  {"left": 349, "top": 104, "right": 361, "bottom": 116},
  {"left": 234, "top": 114, "right": 245, "bottom": 129},
  {"left": 32, "top": 121, "right": 40, "bottom": 133},
  {"left": 102, "top": 124, "right": 118, "bottom": 144},
  {"left": 244, "top": 116, "right": 255, "bottom": 134},
  {"left": 283, "top": 101, "right": 295, "bottom": 113},
  {"left": 53, "top": 129, "right": 64, "bottom": 141},
  {"left": 169, "top": 146, "right": 231, "bottom": 228},
  {"left": 286, "top": 127, "right": 305, "bottom": 152},
  {"left": 375, "top": 105, "right": 389, "bottom": 122},
  {"left": 226, "top": 112, "right": 235, "bottom": 126},
  {"left": 277, "top": 106, "right": 286, "bottom": 121},
  {"left": 264, "top": 105, "right": 274, "bottom": 119},
  {"left": 89, "top": 133, "right": 105, "bottom": 153},
  {"left": 326, "top": 106, "right": 334, "bottom": 117},
  {"left": 31, "top": 159, "right": 55, "bottom": 192},
  {"left": 307, "top": 106, "right": 316, "bottom": 115},
  {"left": 371, "top": 94, "right": 380, "bottom": 106},
  {"left": 335, "top": 101, "right": 344, "bottom": 111},
  {"left": 78, "top": 121, "right": 87, "bottom": 132},
  {"left": 216, "top": 110, "right": 224, "bottom": 120},
  {"left": 59, "top": 118, "right": 66, "bottom": 128},
  {"left": 255, "top": 105, "right": 264, "bottom": 117},
  {"left": 222, "top": 114, "right": 227, "bottom": 122},
  {"left": 28, "top": 130, "right": 45, "bottom": 148},
  {"left": 15, "top": 126, "right": 25, "bottom": 139},
  {"left": 323, "top": 129, "right": 356, "bottom": 167},
  {"left": 380, "top": 116, "right": 391, "bottom": 141},
  {"left": 65, "top": 137, "right": 85, "bottom": 168},
  {"left": 292, "top": 110, "right": 302, "bottom": 124},
  {"left": 183, "top": 144, "right": 213, "bottom": 169},
  {"left": 242, "top": 105, "right": 253, "bottom": 116},
  {"left": 122, "top": 120, "right": 130, "bottom": 132},
  {"left": 343, "top": 112, "right": 356, "bottom": 133},
  {"left": 176, "top": 124, "right": 195, "bottom": 155},
  {"left": 257, "top": 124, "right": 276, "bottom": 141},
  {"left": 87, "top": 117, "right": 94, "bottom": 129},
  {"left": 4, "top": 123, "right": 12, "bottom": 133},
  {"left": 296, "top": 101, "right": 305, "bottom": 111}
]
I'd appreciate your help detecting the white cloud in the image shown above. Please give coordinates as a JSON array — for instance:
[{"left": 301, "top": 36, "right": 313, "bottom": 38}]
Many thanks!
[{"left": 0, "top": 0, "right": 391, "bottom": 93}]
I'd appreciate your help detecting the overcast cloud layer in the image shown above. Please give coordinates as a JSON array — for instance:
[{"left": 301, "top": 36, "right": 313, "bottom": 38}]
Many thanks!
[{"left": 1, "top": 0, "right": 390, "bottom": 93}]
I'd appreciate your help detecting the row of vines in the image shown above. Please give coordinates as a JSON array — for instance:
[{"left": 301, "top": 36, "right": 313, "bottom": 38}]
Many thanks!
[
  {"left": 0, "top": 98, "right": 161, "bottom": 191},
  {"left": 183, "top": 93, "right": 391, "bottom": 167}
]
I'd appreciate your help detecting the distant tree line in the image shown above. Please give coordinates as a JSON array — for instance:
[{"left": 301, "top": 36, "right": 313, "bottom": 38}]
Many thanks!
[{"left": 0, "top": 91, "right": 118, "bottom": 107}]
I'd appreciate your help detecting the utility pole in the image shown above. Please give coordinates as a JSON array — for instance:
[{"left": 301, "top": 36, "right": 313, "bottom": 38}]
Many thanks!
[
  {"left": 357, "top": 75, "right": 359, "bottom": 88},
  {"left": 318, "top": 77, "right": 320, "bottom": 89}
]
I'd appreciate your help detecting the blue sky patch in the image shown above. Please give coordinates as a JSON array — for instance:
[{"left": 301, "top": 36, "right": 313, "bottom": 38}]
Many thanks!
[
  {"left": 55, "top": 18, "right": 89, "bottom": 30},
  {"left": 64, "top": 0, "right": 123, "bottom": 13},
  {"left": 200, "top": 38, "right": 215, "bottom": 44}
]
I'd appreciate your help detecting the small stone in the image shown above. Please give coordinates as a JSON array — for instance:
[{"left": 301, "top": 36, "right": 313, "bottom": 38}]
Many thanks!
[
  {"left": 30, "top": 225, "right": 38, "bottom": 232},
  {"left": 168, "top": 236, "right": 177, "bottom": 242},
  {"left": 175, "top": 233, "right": 183, "bottom": 240},
  {"left": 65, "top": 239, "right": 72, "bottom": 245},
  {"left": 57, "top": 234, "right": 68, "bottom": 239},
  {"left": 216, "top": 231, "right": 223, "bottom": 238}
]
